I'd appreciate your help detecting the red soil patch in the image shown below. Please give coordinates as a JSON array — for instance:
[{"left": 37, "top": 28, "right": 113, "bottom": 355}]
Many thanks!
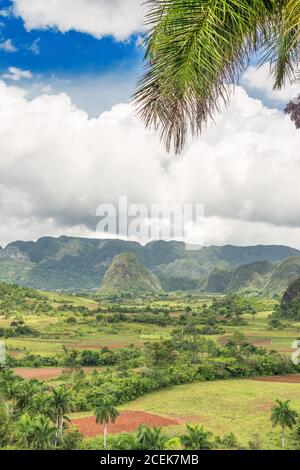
[
  {"left": 71, "top": 410, "right": 181, "bottom": 438},
  {"left": 13, "top": 367, "right": 99, "bottom": 380},
  {"left": 251, "top": 374, "right": 300, "bottom": 384},
  {"left": 218, "top": 336, "right": 271, "bottom": 347}
]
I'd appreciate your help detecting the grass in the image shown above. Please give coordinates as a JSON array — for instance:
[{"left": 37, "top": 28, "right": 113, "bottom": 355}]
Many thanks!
[
  {"left": 2, "top": 315, "right": 172, "bottom": 356},
  {"left": 123, "top": 378, "right": 300, "bottom": 449},
  {"left": 3, "top": 289, "right": 300, "bottom": 449},
  {"left": 1, "top": 294, "right": 299, "bottom": 358}
]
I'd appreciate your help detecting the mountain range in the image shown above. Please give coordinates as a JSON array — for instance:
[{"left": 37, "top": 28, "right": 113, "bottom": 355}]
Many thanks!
[{"left": 0, "top": 236, "right": 300, "bottom": 295}]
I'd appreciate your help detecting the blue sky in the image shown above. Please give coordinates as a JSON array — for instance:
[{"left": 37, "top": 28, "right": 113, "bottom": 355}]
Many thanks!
[
  {"left": 0, "top": 0, "right": 290, "bottom": 113},
  {"left": 0, "top": 0, "right": 144, "bottom": 114},
  {"left": 0, "top": 2, "right": 142, "bottom": 74}
]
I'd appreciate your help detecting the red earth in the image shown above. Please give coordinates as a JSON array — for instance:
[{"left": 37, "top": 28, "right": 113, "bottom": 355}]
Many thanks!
[
  {"left": 71, "top": 410, "right": 182, "bottom": 438},
  {"left": 252, "top": 374, "right": 300, "bottom": 384},
  {"left": 13, "top": 367, "right": 99, "bottom": 380},
  {"left": 218, "top": 336, "right": 271, "bottom": 347}
]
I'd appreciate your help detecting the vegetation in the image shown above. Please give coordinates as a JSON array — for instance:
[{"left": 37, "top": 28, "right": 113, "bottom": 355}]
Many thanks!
[
  {"left": 180, "top": 424, "right": 214, "bottom": 450},
  {"left": 279, "top": 277, "right": 300, "bottom": 319},
  {"left": 135, "top": 0, "right": 300, "bottom": 153},
  {"left": 271, "top": 400, "right": 298, "bottom": 448},
  {"left": 1, "top": 237, "right": 299, "bottom": 293},
  {"left": 94, "top": 399, "right": 119, "bottom": 449},
  {"left": 100, "top": 252, "right": 162, "bottom": 296},
  {"left": 1, "top": 277, "right": 300, "bottom": 450}
]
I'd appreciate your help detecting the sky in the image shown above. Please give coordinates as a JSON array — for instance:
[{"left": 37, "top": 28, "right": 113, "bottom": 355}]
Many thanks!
[{"left": 0, "top": 0, "right": 300, "bottom": 249}]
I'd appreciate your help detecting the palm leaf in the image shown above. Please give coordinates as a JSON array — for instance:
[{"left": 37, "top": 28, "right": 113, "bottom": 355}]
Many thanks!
[{"left": 134, "top": 0, "right": 277, "bottom": 153}]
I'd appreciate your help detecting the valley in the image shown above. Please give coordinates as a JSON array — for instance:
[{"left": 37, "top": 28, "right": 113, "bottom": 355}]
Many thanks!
[{"left": 1, "top": 278, "right": 300, "bottom": 450}]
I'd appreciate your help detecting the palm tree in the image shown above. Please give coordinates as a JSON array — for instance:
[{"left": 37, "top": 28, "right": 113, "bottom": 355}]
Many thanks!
[
  {"left": 14, "top": 412, "right": 35, "bottom": 449},
  {"left": 271, "top": 399, "right": 298, "bottom": 449},
  {"left": 50, "top": 386, "right": 73, "bottom": 446},
  {"left": 115, "top": 425, "right": 167, "bottom": 450},
  {"left": 180, "top": 424, "right": 214, "bottom": 450},
  {"left": 135, "top": 0, "right": 300, "bottom": 153},
  {"left": 0, "top": 368, "right": 17, "bottom": 401},
  {"left": 31, "top": 415, "right": 56, "bottom": 450},
  {"left": 29, "top": 390, "right": 52, "bottom": 417},
  {"left": 114, "top": 432, "right": 138, "bottom": 450},
  {"left": 136, "top": 424, "right": 167, "bottom": 450},
  {"left": 14, "top": 380, "right": 40, "bottom": 413},
  {"left": 94, "top": 399, "right": 119, "bottom": 449}
]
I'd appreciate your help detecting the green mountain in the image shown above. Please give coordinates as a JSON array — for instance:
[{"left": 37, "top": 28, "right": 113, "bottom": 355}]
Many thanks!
[
  {"left": 203, "top": 258, "right": 300, "bottom": 297},
  {"left": 154, "top": 259, "right": 207, "bottom": 291},
  {"left": 204, "top": 267, "right": 234, "bottom": 293},
  {"left": 0, "top": 236, "right": 299, "bottom": 292},
  {"left": 263, "top": 257, "right": 300, "bottom": 296},
  {"left": 279, "top": 277, "right": 300, "bottom": 319},
  {"left": 100, "top": 252, "right": 162, "bottom": 296},
  {"left": 228, "top": 261, "right": 274, "bottom": 294}
]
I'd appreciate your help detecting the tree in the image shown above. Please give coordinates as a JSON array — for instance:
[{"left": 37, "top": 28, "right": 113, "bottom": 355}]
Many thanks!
[
  {"left": 29, "top": 390, "right": 52, "bottom": 417},
  {"left": 180, "top": 424, "right": 214, "bottom": 450},
  {"left": 30, "top": 415, "right": 56, "bottom": 450},
  {"left": 94, "top": 398, "right": 119, "bottom": 449},
  {"left": 0, "top": 403, "right": 11, "bottom": 446},
  {"left": 50, "top": 386, "right": 73, "bottom": 447},
  {"left": 135, "top": 0, "right": 300, "bottom": 153},
  {"left": 114, "top": 425, "right": 167, "bottom": 450},
  {"left": 14, "top": 412, "right": 35, "bottom": 449},
  {"left": 271, "top": 399, "right": 298, "bottom": 449},
  {"left": 136, "top": 424, "right": 167, "bottom": 450},
  {"left": 14, "top": 380, "right": 40, "bottom": 413}
]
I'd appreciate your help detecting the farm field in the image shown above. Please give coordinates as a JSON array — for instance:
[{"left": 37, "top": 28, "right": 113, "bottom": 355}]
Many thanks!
[
  {"left": 2, "top": 298, "right": 298, "bottom": 362},
  {"left": 121, "top": 377, "right": 300, "bottom": 449},
  {"left": 1, "top": 283, "right": 300, "bottom": 450}
]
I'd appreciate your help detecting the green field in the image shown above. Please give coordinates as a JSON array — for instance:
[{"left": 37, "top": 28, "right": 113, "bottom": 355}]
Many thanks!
[{"left": 123, "top": 378, "right": 300, "bottom": 449}]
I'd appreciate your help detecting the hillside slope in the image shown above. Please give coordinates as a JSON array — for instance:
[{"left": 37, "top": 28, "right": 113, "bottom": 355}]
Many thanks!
[
  {"left": 264, "top": 257, "right": 300, "bottom": 296},
  {"left": 279, "top": 277, "right": 300, "bottom": 319},
  {"left": 100, "top": 252, "right": 162, "bottom": 295}
]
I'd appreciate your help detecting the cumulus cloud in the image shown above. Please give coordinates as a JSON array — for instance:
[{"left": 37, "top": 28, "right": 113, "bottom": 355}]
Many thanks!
[
  {"left": 2, "top": 67, "right": 33, "bottom": 81},
  {"left": 13, "top": 0, "right": 145, "bottom": 41},
  {"left": 0, "top": 38, "right": 18, "bottom": 52},
  {"left": 0, "top": 80, "right": 300, "bottom": 248},
  {"left": 242, "top": 63, "right": 300, "bottom": 104}
]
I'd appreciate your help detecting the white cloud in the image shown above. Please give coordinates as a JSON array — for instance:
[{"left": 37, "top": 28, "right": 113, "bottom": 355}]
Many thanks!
[
  {"left": 242, "top": 63, "right": 300, "bottom": 103},
  {"left": 29, "top": 37, "right": 40, "bottom": 55},
  {"left": 0, "top": 81, "right": 300, "bottom": 248},
  {"left": 2, "top": 67, "right": 33, "bottom": 81},
  {"left": 0, "top": 9, "right": 12, "bottom": 18},
  {"left": 13, "top": 0, "right": 146, "bottom": 41},
  {"left": 0, "top": 38, "right": 18, "bottom": 52},
  {"left": 20, "top": 68, "right": 141, "bottom": 117}
]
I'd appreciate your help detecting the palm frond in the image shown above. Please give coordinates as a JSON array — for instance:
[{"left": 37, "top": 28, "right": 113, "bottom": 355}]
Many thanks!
[
  {"left": 134, "top": 0, "right": 276, "bottom": 153},
  {"left": 263, "top": 0, "right": 300, "bottom": 88}
]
